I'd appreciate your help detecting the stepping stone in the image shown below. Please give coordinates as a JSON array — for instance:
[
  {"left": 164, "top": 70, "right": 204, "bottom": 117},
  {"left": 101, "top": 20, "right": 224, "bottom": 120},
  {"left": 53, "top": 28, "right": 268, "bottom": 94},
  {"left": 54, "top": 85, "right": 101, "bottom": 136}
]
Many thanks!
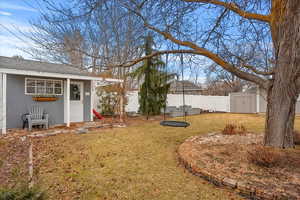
[
  {"left": 222, "top": 177, "right": 237, "bottom": 188},
  {"left": 113, "top": 124, "right": 127, "bottom": 128},
  {"left": 76, "top": 128, "right": 88, "bottom": 134}
]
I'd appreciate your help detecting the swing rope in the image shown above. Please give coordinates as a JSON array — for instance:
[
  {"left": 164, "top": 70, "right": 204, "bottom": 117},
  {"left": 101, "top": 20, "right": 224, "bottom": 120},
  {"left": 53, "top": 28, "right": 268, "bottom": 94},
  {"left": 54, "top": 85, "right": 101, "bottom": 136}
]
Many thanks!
[
  {"left": 160, "top": 53, "right": 190, "bottom": 128},
  {"left": 163, "top": 53, "right": 169, "bottom": 120},
  {"left": 180, "top": 53, "right": 187, "bottom": 122}
]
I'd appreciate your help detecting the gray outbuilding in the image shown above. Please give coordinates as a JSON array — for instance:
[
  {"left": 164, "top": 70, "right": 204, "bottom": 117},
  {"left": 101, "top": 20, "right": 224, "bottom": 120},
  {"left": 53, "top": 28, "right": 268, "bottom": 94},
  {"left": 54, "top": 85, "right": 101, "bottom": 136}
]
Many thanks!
[{"left": 0, "top": 56, "right": 121, "bottom": 134}]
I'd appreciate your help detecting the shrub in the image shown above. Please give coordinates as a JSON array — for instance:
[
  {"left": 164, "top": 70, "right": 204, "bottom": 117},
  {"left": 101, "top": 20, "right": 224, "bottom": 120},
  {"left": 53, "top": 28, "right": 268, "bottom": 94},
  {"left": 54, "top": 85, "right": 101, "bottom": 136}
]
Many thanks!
[
  {"left": 294, "top": 130, "right": 300, "bottom": 145},
  {"left": 97, "top": 90, "right": 118, "bottom": 116},
  {"left": 0, "top": 186, "right": 45, "bottom": 200},
  {"left": 96, "top": 84, "right": 128, "bottom": 116},
  {"left": 222, "top": 123, "right": 247, "bottom": 135},
  {"left": 237, "top": 124, "right": 247, "bottom": 134},
  {"left": 222, "top": 124, "right": 235, "bottom": 135},
  {"left": 247, "top": 145, "right": 282, "bottom": 168}
]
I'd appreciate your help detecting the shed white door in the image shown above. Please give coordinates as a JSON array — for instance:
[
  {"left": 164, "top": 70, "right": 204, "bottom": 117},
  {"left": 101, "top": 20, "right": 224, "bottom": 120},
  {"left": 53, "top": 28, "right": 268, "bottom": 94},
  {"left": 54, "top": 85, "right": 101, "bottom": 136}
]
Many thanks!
[{"left": 70, "top": 82, "right": 84, "bottom": 122}]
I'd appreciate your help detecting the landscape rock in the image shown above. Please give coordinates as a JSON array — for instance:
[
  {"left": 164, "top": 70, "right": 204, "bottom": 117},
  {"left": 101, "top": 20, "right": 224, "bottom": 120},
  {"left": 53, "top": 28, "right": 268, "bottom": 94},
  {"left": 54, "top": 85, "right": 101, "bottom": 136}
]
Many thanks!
[
  {"left": 222, "top": 177, "right": 237, "bottom": 188},
  {"left": 20, "top": 136, "right": 26, "bottom": 142},
  {"left": 113, "top": 124, "right": 127, "bottom": 128},
  {"left": 237, "top": 181, "right": 255, "bottom": 196},
  {"left": 76, "top": 128, "right": 88, "bottom": 134}
]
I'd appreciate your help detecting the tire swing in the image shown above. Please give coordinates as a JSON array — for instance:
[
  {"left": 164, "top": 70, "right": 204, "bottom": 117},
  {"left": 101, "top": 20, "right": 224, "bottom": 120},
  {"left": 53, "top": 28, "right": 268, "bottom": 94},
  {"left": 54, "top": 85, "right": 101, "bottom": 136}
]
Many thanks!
[{"left": 160, "top": 53, "right": 190, "bottom": 128}]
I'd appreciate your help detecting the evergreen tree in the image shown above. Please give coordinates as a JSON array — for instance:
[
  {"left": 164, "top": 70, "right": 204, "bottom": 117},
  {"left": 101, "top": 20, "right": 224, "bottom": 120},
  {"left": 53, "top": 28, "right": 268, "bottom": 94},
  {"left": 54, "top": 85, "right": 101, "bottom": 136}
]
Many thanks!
[{"left": 131, "top": 34, "right": 173, "bottom": 118}]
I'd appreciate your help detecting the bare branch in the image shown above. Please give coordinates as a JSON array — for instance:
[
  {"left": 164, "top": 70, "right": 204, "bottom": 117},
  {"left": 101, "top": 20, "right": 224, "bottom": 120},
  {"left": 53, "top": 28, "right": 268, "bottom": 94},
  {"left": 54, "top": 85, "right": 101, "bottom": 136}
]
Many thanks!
[
  {"left": 203, "top": 8, "right": 228, "bottom": 47},
  {"left": 144, "top": 23, "right": 268, "bottom": 88},
  {"left": 183, "top": 0, "right": 271, "bottom": 22},
  {"left": 242, "top": 64, "right": 274, "bottom": 76},
  {"left": 106, "top": 49, "right": 199, "bottom": 68},
  {"left": 219, "top": 44, "right": 274, "bottom": 76}
]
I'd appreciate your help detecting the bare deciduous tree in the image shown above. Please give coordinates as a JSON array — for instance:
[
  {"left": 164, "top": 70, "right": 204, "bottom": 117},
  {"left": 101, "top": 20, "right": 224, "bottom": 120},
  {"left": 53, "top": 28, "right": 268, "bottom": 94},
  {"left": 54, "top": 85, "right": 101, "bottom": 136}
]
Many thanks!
[
  {"left": 63, "top": 30, "right": 85, "bottom": 68},
  {"left": 25, "top": 0, "right": 299, "bottom": 148},
  {"left": 23, "top": 0, "right": 147, "bottom": 121},
  {"left": 118, "top": 0, "right": 299, "bottom": 148}
]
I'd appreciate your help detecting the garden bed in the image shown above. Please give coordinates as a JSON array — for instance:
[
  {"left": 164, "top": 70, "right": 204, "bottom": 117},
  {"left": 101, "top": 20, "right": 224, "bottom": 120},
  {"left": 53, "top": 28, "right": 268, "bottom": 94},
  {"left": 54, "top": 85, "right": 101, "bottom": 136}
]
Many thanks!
[
  {"left": 0, "top": 138, "right": 30, "bottom": 189},
  {"left": 178, "top": 133, "right": 300, "bottom": 200}
]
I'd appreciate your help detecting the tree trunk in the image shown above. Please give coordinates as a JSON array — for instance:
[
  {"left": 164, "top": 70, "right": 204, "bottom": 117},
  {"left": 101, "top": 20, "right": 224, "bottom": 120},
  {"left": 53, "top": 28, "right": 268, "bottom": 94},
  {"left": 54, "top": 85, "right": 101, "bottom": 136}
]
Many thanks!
[
  {"left": 265, "top": 0, "right": 300, "bottom": 148},
  {"left": 264, "top": 82, "right": 297, "bottom": 148},
  {"left": 119, "top": 88, "right": 125, "bottom": 123}
]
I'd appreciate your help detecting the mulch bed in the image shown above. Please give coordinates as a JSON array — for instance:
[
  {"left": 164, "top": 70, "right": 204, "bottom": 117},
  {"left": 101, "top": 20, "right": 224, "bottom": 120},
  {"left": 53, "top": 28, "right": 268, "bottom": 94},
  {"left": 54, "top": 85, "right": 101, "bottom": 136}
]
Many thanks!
[
  {"left": 0, "top": 137, "right": 30, "bottom": 189},
  {"left": 178, "top": 133, "right": 300, "bottom": 200}
]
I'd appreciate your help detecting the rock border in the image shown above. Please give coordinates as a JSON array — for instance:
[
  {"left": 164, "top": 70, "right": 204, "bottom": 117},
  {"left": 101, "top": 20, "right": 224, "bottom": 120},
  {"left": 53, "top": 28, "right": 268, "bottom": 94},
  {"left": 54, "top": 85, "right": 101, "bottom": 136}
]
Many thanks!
[
  {"left": 177, "top": 134, "right": 296, "bottom": 200},
  {"left": 6, "top": 123, "right": 127, "bottom": 142},
  {"left": 28, "top": 123, "right": 127, "bottom": 138}
]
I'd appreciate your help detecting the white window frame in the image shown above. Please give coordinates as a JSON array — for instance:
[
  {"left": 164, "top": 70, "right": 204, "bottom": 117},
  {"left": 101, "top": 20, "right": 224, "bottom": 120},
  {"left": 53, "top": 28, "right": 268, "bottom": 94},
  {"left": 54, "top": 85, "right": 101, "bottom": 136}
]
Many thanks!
[{"left": 25, "top": 78, "right": 63, "bottom": 95}]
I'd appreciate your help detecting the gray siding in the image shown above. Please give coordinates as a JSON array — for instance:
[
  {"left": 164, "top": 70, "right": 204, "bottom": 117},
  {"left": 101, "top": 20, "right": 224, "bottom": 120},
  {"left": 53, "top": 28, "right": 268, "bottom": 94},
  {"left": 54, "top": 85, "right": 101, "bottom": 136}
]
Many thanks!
[
  {"left": 0, "top": 73, "right": 2, "bottom": 130},
  {"left": 83, "top": 80, "right": 91, "bottom": 121},
  {"left": 6, "top": 75, "right": 92, "bottom": 128},
  {"left": 6, "top": 74, "right": 65, "bottom": 128}
]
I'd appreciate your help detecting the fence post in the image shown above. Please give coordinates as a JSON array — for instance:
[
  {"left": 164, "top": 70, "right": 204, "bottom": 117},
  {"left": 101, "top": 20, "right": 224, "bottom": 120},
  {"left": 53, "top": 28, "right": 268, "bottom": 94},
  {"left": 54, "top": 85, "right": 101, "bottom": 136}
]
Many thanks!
[
  {"left": 256, "top": 87, "right": 260, "bottom": 113},
  {"left": 228, "top": 93, "right": 231, "bottom": 112}
]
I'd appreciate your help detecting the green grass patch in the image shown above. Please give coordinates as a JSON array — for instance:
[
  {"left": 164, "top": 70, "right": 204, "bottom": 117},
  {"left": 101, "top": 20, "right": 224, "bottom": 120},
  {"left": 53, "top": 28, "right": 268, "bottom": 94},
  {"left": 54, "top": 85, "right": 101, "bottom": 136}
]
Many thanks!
[{"left": 0, "top": 186, "right": 45, "bottom": 200}]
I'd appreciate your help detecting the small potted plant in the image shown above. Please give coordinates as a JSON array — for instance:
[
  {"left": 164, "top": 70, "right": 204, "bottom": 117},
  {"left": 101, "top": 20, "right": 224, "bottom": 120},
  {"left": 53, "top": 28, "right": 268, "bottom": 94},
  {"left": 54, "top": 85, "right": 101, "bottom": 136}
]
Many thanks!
[{"left": 32, "top": 95, "right": 58, "bottom": 102}]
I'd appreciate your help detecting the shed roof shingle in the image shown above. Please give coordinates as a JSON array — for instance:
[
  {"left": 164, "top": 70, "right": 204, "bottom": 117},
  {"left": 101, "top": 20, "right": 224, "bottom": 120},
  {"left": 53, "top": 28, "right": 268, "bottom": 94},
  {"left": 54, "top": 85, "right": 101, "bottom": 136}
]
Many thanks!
[{"left": 0, "top": 56, "right": 91, "bottom": 76}]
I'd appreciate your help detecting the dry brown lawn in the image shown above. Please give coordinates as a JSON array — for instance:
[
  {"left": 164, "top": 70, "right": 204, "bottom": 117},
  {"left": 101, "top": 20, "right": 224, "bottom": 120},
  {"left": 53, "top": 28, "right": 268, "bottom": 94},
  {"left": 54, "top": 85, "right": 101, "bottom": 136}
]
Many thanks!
[{"left": 2, "top": 113, "right": 300, "bottom": 199}]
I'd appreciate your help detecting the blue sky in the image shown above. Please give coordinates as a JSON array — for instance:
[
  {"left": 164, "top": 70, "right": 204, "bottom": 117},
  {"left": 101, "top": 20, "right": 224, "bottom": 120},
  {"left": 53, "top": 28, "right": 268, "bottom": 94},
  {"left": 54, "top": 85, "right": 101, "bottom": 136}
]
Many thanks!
[
  {"left": 0, "top": 0, "right": 207, "bottom": 83},
  {"left": 0, "top": 0, "right": 40, "bottom": 58}
]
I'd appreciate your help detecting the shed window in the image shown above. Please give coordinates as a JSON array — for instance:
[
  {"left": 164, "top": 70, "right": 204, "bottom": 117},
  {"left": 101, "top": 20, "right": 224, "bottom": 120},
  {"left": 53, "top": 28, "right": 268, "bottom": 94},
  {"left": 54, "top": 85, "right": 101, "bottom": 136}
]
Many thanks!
[{"left": 25, "top": 78, "right": 63, "bottom": 95}]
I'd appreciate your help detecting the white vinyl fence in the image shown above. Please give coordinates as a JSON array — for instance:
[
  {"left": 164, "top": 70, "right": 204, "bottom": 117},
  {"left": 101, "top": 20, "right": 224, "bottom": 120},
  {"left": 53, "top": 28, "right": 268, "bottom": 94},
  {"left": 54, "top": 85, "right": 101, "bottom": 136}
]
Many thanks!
[
  {"left": 93, "top": 89, "right": 300, "bottom": 115},
  {"left": 125, "top": 91, "right": 139, "bottom": 113},
  {"left": 100, "top": 91, "right": 230, "bottom": 113}
]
